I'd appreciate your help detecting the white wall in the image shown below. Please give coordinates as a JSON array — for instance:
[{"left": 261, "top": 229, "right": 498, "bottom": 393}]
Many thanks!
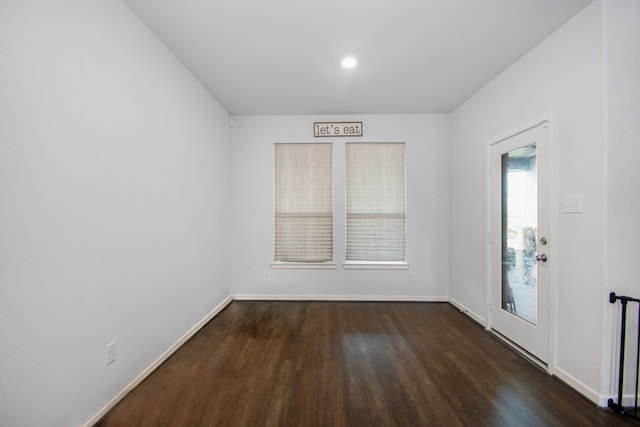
[
  {"left": 229, "top": 114, "right": 450, "bottom": 300},
  {"left": 450, "top": 1, "right": 607, "bottom": 401},
  {"left": 602, "top": 0, "right": 640, "bottom": 401},
  {"left": 0, "top": 1, "right": 230, "bottom": 426},
  {"left": 605, "top": 0, "right": 640, "bottom": 304}
]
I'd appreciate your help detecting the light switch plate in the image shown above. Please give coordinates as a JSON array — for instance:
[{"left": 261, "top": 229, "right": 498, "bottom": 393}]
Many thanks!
[{"left": 562, "top": 195, "right": 583, "bottom": 213}]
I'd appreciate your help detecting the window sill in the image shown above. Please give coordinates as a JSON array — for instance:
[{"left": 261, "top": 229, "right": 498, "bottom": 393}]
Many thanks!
[
  {"left": 272, "top": 262, "right": 336, "bottom": 270},
  {"left": 343, "top": 262, "right": 409, "bottom": 270}
]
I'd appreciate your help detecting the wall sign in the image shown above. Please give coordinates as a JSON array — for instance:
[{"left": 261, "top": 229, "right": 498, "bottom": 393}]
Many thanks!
[{"left": 314, "top": 122, "right": 363, "bottom": 137}]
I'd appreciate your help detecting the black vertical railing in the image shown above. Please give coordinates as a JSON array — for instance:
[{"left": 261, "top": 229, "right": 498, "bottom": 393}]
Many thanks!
[{"left": 608, "top": 292, "right": 640, "bottom": 420}]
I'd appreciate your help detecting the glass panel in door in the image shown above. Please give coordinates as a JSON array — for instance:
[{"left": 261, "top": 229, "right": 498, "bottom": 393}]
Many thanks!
[{"left": 501, "top": 144, "right": 537, "bottom": 325}]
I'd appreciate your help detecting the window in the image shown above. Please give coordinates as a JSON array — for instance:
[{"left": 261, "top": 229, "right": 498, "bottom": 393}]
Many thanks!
[
  {"left": 345, "top": 143, "right": 406, "bottom": 265},
  {"left": 273, "top": 143, "right": 333, "bottom": 266}
]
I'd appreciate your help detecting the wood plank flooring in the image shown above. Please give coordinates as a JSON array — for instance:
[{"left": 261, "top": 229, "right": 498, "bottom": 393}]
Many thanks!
[{"left": 96, "top": 301, "right": 634, "bottom": 426}]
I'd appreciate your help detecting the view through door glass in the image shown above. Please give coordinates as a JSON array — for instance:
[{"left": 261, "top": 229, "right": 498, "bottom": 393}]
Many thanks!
[{"left": 501, "top": 143, "right": 537, "bottom": 325}]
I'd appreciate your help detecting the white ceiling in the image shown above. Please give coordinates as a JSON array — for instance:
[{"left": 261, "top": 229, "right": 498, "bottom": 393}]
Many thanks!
[{"left": 123, "top": 0, "right": 593, "bottom": 116}]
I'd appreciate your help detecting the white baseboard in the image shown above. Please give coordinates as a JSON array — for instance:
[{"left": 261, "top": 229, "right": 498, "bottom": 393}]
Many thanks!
[
  {"left": 83, "top": 295, "right": 233, "bottom": 427},
  {"left": 448, "top": 297, "right": 486, "bottom": 326},
  {"left": 553, "top": 366, "right": 602, "bottom": 406},
  {"left": 232, "top": 294, "right": 449, "bottom": 302}
]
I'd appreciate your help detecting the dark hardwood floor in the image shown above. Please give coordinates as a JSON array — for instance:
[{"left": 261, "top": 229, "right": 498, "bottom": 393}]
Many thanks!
[{"left": 96, "top": 301, "right": 634, "bottom": 426}]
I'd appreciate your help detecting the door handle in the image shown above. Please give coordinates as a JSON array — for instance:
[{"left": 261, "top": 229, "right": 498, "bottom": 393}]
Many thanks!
[{"left": 536, "top": 254, "right": 548, "bottom": 262}]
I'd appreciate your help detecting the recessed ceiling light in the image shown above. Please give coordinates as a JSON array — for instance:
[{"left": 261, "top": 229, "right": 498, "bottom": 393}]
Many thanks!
[{"left": 341, "top": 56, "right": 357, "bottom": 69}]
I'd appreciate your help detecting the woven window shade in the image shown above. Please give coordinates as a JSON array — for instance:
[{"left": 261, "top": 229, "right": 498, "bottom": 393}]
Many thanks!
[
  {"left": 346, "top": 143, "right": 406, "bottom": 262},
  {"left": 274, "top": 143, "right": 333, "bottom": 262}
]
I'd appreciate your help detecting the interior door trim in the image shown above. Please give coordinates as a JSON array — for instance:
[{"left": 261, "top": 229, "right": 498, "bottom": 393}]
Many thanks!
[
  {"left": 484, "top": 116, "right": 555, "bottom": 374},
  {"left": 492, "top": 120, "right": 549, "bottom": 145}
]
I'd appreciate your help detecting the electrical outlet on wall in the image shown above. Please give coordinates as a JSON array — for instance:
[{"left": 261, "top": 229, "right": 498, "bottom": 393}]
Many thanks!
[
  {"left": 106, "top": 341, "right": 116, "bottom": 366},
  {"left": 410, "top": 272, "right": 417, "bottom": 282}
]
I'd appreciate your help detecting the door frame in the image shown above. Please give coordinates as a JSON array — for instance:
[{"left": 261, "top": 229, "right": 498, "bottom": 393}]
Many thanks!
[{"left": 484, "top": 115, "right": 557, "bottom": 374}]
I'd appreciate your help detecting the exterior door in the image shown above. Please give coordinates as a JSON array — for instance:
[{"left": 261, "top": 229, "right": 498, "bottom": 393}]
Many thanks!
[{"left": 490, "top": 122, "right": 550, "bottom": 364}]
